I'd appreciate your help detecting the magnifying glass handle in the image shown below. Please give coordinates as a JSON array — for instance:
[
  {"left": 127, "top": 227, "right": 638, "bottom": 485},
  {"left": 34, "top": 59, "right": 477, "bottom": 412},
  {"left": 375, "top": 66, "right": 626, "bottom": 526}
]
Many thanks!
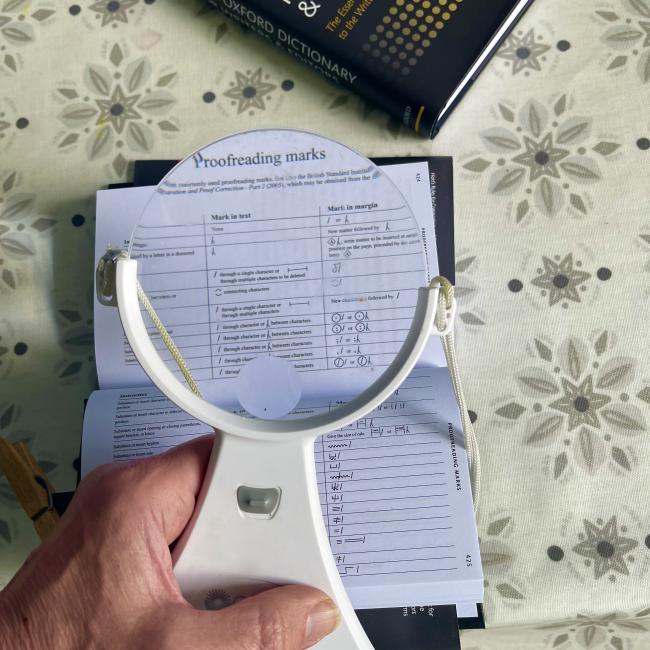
[{"left": 173, "top": 432, "right": 374, "bottom": 650}]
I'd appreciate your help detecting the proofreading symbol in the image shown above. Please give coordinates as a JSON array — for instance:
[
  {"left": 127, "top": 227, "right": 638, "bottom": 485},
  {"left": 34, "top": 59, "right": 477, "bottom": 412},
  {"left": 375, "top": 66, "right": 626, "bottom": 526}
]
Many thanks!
[
  {"left": 344, "top": 249, "right": 352, "bottom": 257},
  {"left": 331, "top": 312, "right": 343, "bottom": 323},
  {"left": 328, "top": 237, "right": 336, "bottom": 246},
  {"left": 334, "top": 357, "right": 345, "bottom": 368},
  {"left": 298, "top": 0, "right": 320, "bottom": 17},
  {"left": 332, "top": 324, "right": 344, "bottom": 334},
  {"left": 331, "top": 262, "right": 341, "bottom": 274},
  {"left": 331, "top": 279, "right": 342, "bottom": 287}
]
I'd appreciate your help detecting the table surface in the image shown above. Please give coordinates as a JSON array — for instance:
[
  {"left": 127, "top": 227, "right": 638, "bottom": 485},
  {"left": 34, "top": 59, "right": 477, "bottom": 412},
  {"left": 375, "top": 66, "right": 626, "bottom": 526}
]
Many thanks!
[{"left": 1, "top": 0, "right": 649, "bottom": 647}]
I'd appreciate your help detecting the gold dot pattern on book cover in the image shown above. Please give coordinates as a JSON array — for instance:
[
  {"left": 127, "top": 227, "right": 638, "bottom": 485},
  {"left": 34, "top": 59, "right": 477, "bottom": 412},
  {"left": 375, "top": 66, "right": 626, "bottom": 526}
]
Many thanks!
[{"left": 362, "top": 0, "right": 463, "bottom": 76}]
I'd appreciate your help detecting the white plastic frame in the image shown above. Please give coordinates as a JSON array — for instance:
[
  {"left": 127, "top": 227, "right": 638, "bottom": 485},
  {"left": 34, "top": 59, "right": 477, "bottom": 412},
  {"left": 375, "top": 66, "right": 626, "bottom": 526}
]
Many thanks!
[
  {"left": 117, "top": 260, "right": 439, "bottom": 440},
  {"left": 116, "top": 258, "right": 441, "bottom": 649}
]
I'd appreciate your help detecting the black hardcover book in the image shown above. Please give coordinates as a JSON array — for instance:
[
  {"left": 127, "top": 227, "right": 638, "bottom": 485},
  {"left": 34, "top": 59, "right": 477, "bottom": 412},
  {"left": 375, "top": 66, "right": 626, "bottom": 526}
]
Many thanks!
[
  {"left": 208, "top": 0, "right": 535, "bottom": 137},
  {"left": 357, "top": 605, "right": 461, "bottom": 649}
]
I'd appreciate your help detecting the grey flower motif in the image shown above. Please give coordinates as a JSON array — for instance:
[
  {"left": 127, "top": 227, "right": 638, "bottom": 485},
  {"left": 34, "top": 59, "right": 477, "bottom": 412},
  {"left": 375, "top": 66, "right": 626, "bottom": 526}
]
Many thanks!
[
  {"left": 0, "top": 98, "right": 29, "bottom": 153},
  {"left": 479, "top": 512, "right": 526, "bottom": 617},
  {"left": 642, "top": 21, "right": 650, "bottom": 46},
  {"left": 95, "top": 84, "right": 142, "bottom": 134},
  {"left": 642, "top": 232, "right": 650, "bottom": 249},
  {"left": 642, "top": 230, "right": 650, "bottom": 281},
  {"left": 597, "top": 1, "right": 650, "bottom": 83},
  {"left": 55, "top": 43, "right": 179, "bottom": 177},
  {"left": 512, "top": 133, "right": 570, "bottom": 181},
  {"left": 89, "top": 0, "right": 139, "bottom": 27},
  {"left": 572, "top": 516, "right": 638, "bottom": 579},
  {"left": 0, "top": 1, "right": 55, "bottom": 74},
  {"left": 531, "top": 253, "right": 591, "bottom": 307},
  {"left": 454, "top": 253, "right": 486, "bottom": 328},
  {"left": 496, "top": 28, "right": 551, "bottom": 75},
  {"left": 549, "top": 376, "right": 612, "bottom": 431},
  {"left": 224, "top": 69, "right": 276, "bottom": 115},
  {"left": 55, "top": 292, "right": 95, "bottom": 385},
  {"left": 541, "top": 610, "right": 650, "bottom": 649},
  {"left": 193, "top": 0, "right": 230, "bottom": 41},
  {"left": 0, "top": 170, "right": 55, "bottom": 291},
  {"left": 494, "top": 332, "right": 648, "bottom": 478},
  {"left": 463, "top": 96, "right": 620, "bottom": 222}
]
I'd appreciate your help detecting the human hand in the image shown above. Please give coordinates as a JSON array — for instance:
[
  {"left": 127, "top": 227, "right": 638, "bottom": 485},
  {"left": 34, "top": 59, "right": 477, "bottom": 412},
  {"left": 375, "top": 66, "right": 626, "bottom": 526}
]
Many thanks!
[{"left": 0, "top": 436, "right": 339, "bottom": 649}]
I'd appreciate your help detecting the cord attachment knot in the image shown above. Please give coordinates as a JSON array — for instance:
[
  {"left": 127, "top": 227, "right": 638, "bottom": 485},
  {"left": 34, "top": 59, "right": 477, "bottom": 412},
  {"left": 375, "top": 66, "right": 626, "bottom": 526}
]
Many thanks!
[
  {"left": 430, "top": 275, "right": 456, "bottom": 336},
  {"left": 96, "top": 248, "right": 128, "bottom": 307}
]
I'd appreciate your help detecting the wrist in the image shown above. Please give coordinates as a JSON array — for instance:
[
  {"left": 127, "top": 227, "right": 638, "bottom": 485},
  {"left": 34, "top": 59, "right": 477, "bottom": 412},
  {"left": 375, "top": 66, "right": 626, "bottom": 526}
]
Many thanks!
[
  {"left": 0, "top": 583, "right": 36, "bottom": 650},
  {"left": 0, "top": 549, "right": 81, "bottom": 650}
]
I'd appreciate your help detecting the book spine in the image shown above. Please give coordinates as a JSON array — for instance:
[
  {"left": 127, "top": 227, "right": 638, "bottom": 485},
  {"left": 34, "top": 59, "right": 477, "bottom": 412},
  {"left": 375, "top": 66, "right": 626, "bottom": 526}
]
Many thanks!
[
  {"left": 432, "top": 0, "right": 538, "bottom": 137},
  {"left": 209, "top": 0, "right": 439, "bottom": 136}
]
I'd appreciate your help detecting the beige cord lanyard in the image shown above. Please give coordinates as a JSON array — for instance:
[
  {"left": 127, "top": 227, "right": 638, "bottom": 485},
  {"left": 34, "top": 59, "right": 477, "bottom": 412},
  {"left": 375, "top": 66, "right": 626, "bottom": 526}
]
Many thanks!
[
  {"left": 135, "top": 264, "right": 482, "bottom": 512},
  {"left": 1, "top": 272, "right": 479, "bottom": 538},
  {"left": 432, "top": 276, "right": 481, "bottom": 511}
]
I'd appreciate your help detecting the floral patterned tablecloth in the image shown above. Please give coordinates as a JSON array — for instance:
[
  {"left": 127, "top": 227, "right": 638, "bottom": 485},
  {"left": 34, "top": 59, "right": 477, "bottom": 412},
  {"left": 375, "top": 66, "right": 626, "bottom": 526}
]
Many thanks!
[{"left": 1, "top": 0, "right": 649, "bottom": 647}]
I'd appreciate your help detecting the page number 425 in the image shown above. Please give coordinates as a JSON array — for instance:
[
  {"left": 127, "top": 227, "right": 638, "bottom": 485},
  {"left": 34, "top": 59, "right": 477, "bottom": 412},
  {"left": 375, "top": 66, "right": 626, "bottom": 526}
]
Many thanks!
[{"left": 466, "top": 554, "right": 473, "bottom": 567}]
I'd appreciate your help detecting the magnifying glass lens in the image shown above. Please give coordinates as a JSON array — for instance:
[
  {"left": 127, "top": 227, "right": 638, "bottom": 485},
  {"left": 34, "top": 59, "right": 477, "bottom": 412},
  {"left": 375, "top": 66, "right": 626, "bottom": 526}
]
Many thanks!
[{"left": 130, "top": 130, "right": 427, "bottom": 419}]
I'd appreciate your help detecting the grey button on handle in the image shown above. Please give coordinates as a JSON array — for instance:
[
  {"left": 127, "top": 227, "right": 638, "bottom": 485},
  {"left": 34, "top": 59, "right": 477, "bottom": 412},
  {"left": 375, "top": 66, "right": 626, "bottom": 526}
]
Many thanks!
[{"left": 237, "top": 486, "right": 281, "bottom": 518}]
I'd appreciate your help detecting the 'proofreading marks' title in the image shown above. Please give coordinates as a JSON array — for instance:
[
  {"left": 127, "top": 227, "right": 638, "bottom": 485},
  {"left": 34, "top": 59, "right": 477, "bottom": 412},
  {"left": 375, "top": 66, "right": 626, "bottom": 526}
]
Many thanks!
[{"left": 193, "top": 148, "right": 327, "bottom": 169}]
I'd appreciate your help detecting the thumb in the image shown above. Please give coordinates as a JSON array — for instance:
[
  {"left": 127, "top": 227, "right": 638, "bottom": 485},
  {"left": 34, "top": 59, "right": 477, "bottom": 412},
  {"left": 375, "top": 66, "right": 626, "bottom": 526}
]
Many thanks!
[{"left": 166, "top": 585, "right": 340, "bottom": 650}]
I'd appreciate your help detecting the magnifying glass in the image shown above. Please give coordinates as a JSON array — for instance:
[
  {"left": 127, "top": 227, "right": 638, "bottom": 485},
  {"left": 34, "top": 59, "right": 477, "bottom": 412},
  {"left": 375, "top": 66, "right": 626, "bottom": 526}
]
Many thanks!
[{"left": 96, "top": 129, "right": 457, "bottom": 649}]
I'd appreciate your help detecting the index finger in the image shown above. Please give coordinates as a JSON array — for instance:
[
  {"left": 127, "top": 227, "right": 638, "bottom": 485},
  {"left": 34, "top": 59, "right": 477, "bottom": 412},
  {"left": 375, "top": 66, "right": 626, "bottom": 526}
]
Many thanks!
[{"left": 137, "top": 433, "right": 215, "bottom": 543}]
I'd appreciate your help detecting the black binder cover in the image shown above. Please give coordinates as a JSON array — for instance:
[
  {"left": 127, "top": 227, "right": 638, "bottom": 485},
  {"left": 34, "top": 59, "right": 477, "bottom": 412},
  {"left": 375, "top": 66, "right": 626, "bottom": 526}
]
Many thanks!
[{"left": 61, "top": 157, "right": 479, "bottom": 647}]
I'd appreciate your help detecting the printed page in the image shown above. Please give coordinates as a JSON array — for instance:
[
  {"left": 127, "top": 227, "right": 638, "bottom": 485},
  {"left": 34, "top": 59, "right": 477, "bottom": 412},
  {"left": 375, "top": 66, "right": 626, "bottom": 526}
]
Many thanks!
[
  {"left": 94, "top": 162, "right": 445, "bottom": 393},
  {"left": 315, "top": 366, "right": 482, "bottom": 608},
  {"left": 81, "top": 367, "right": 482, "bottom": 609}
]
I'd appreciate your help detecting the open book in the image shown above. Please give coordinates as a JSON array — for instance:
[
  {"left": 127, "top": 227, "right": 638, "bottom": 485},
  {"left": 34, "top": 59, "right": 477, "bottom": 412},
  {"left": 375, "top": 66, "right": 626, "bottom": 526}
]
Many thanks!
[{"left": 81, "top": 159, "right": 483, "bottom": 630}]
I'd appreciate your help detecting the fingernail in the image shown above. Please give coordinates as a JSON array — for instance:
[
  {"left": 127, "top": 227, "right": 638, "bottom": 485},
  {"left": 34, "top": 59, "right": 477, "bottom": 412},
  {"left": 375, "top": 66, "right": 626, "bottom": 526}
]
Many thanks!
[{"left": 305, "top": 598, "right": 340, "bottom": 646}]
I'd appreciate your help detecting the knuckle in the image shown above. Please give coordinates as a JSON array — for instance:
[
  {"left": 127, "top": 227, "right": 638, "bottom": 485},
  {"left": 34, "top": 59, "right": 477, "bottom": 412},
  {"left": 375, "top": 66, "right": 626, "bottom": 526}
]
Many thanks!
[
  {"left": 77, "top": 465, "right": 114, "bottom": 502},
  {"left": 80, "top": 463, "right": 125, "bottom": 498},
  {"left": 76, "top": 461, "right": 144, "bottom": 513}
]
